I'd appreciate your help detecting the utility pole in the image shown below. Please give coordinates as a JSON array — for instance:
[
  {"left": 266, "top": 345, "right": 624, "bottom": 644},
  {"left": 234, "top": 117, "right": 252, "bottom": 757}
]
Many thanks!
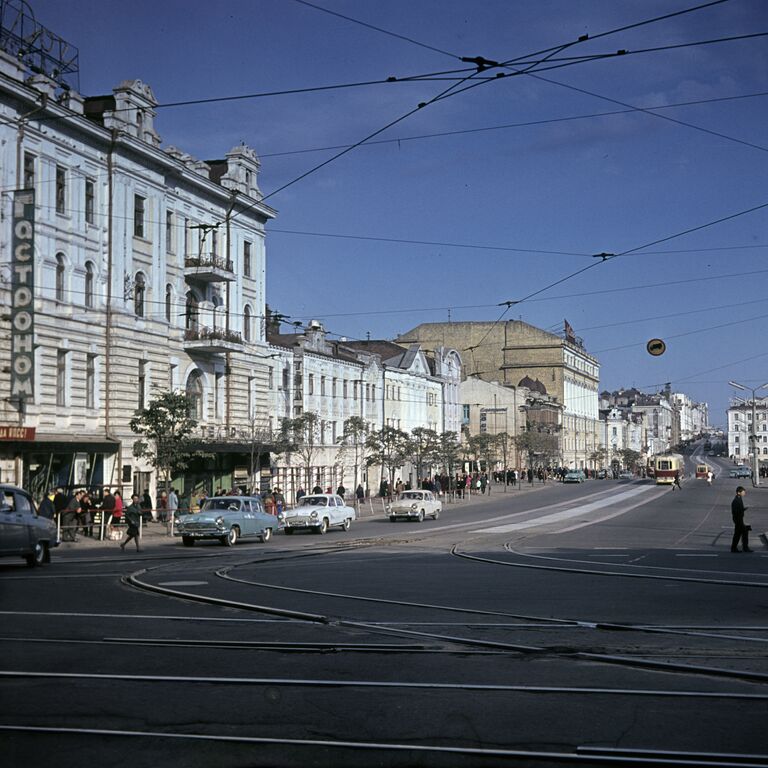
[{"left": 728, "top": 380, "right": 768, "bottom": 487}]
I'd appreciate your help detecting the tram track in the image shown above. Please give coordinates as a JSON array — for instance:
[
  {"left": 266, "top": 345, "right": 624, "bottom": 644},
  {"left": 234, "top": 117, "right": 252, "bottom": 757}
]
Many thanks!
[
  {"left": 120, "top": 557, "right": 768, "bottom": 686},
  {"left": 3, "top": 723, "right": 766, "bottom": 768}
]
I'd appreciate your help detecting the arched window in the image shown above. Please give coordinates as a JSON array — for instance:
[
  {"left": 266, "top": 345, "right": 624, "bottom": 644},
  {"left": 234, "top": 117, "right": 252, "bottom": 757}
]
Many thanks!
[
  {"left": 165, "top": 284, "right": 173, "bottom": 323},
  {"left": 55, "top": 253, "right": 66, "bottom": 302},
  {"left": 243, "top": 304, "right": 252, "bottom": 342},
  {"left": 185, "top": 291, "right": 199, "bottom": 332},
  {"left": 186, "top": 370, "right": 203, "bottom": 421},
  {"left": 85, "top": 261, "right": 95, "bottom": 309},
  {"left": 134, "top": 272, "right": 146, "bottom": 317}
]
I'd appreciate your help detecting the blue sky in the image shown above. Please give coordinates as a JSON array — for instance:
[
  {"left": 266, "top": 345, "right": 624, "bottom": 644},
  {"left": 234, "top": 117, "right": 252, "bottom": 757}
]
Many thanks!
[{"left": 28, "top": 0, "right": 768, "bottom": 425}]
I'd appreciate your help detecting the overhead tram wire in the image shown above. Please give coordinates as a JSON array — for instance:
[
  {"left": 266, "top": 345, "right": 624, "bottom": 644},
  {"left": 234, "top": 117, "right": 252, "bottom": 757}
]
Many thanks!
[
  {"left": 287, "top": 0, "right": 460, "bottom": 59},
  {"left": 227, "top": 0, "right": 736, "bottom": 225},
  {"left": 259, "top": 90, "right": 768, "bottom": 159},
  {"left": 461, "top": 199, "right": 768, "bottom": 359}
]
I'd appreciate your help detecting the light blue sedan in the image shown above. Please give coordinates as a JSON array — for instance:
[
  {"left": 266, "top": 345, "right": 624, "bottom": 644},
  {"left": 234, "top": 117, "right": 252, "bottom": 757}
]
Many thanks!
[{"left": 175, "top": 496, "right": 277, "bottom": 547}]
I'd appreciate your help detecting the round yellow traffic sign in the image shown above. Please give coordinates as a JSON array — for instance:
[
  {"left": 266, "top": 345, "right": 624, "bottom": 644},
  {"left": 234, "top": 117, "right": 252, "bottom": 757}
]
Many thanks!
[{"left": 647, "top": 338, "right": 666, "bottom": 356}]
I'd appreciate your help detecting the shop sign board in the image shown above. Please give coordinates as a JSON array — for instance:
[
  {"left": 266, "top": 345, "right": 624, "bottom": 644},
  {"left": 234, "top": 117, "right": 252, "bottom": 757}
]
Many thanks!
[
  {"left": 11, "top": 189, "right": 35, "bottom": 402},
  {"left": 0, "top": 426, "right": 36, "bottom": 440}
]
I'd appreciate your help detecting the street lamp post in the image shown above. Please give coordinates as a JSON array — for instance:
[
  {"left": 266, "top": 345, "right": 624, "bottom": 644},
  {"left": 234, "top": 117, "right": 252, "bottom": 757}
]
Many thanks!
[{"left": 728, "top": 380, "right": 768, "bottom": 487}]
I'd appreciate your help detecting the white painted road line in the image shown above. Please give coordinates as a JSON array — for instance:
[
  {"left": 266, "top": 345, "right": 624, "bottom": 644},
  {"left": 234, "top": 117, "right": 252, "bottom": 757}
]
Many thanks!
[{"left": 475, "top": 486, "right": 659, "bottom": 533}]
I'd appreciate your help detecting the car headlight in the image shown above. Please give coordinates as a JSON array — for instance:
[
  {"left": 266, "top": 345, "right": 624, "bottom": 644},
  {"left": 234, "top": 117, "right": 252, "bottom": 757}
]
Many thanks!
[
  {"left": 411, "top": 503, "right": 418, "bottom": 510},
  {"left": 310, "top": 511, "right": 318, "bottom": 519},
  {"left": 215, "top": 516, "right": 225, "bottom": 528}
]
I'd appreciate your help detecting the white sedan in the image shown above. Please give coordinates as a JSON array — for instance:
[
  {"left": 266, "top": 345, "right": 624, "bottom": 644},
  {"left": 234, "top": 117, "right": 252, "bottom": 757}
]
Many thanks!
[
  {"left": 387, "top": 490, "right": 442, "bottom": 522},
  {"left": 282, "top": 494, "right": 356, "bottom": 535}
]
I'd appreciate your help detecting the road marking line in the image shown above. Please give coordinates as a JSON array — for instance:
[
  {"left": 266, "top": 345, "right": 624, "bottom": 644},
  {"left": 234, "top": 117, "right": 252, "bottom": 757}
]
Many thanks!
[{"left": 476, "top": 486, "right": 658, "bottom": 533}]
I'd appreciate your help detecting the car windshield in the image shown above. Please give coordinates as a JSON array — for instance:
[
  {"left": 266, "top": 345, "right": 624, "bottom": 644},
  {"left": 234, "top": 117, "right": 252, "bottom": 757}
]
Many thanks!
[
  {"left": 300, "top": 496, "right": 327, "bottom": 507},
  {"left": 400, "top": 492, "right": 422, "bottom": 500},
  {"left": 201, "top": 499, "right": 242, "bottom": 512}
]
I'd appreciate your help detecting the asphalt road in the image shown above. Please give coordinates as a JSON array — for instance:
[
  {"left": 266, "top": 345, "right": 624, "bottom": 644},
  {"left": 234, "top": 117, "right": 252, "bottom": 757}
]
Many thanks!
[{"left": 2, "top": 460, "right": 768, "bottom": 768}]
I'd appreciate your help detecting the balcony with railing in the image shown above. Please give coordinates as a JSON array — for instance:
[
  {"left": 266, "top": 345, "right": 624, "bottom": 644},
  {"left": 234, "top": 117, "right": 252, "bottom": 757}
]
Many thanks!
[
  {"left": 184, "top": 326, "right": 243, "bottom": 354},
  {"left": 184, "top": 253, "right": 235, "bottom": 282}
]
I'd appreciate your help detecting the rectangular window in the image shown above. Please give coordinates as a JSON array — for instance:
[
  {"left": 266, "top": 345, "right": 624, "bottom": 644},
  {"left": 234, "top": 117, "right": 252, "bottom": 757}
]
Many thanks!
[
  {"left": 353, "top": 381, "right": 358, "bottom": 401},
  {"left": 85, "top": 179, "right": 95, "bottom": 224},
  {"left": 166, "top": 211, "right": 174, "bottom": 252},
  {"left": 56, "top": 350, "right": 67, "bottom": 407},
  {"left": 343, "top": 380, "right": 348, "bottom": 399},
  {"left": 55, "top": 166, "right": 66, "bottom": 214},
  {"left": 168, "top": 363, "right": 177, "bottom": 391},
  {"left": 268, "top": 367, "right": 274, "bottom": 390},
  {"left": 248, "top": 376, "right": 255, "bottom": 417},
  {"left": 215, "top": 372, "right": 224, "bottom": 419},
  {"left": 243, "top": 241, "right": 252, "bottom": 277},
  {"left": 138, "top": 360, "right": 146, "bottom": 411},
  {"left": 332, "top": 378, "right": 337, "bottom": 397},
  {"left": 86, "top": 354, "right": 96, "bottom": 409},
  {"left": 134, "top": 195, "right": 145, "bottom": 238},
  {"left": 308, "top": 374, "right": 314, "bottom": 396},
  {"left": 23, "top": 152, "right": 35, "bottom": 188},
  {"left": 184, "top": 218, "right": 190, "bottom": 255},
  {"left": 320, "top": 376, "right": 326, "bottom": 396}
]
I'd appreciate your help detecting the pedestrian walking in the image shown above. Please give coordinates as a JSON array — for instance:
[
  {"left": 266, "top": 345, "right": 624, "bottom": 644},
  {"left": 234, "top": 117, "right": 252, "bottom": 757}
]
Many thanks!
[
  {"left": 140, "top": 490, "right": 154, "bottom": 523},
  {"left": 672, "top": 472, "right": 681, "bottom": 491},
  {"left": 706, "top": 470, "right": 713, "bottom": 486},
  {"left": 120, "top": 494, "right": 142, "bottom": 552},
  {"left": 730, "top": 486, "right": 752, "bottom": 553}
]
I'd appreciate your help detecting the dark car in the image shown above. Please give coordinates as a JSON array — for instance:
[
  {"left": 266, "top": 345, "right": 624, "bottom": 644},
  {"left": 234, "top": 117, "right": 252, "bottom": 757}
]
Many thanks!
[{"left": 0, "top": 484, "right": 60, "bottom": 566}]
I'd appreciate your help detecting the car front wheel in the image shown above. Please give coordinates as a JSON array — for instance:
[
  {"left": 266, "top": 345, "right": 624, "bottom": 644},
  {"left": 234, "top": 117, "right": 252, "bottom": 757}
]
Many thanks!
[
  {"left": 260, "top": 527, "right": 272, "bottom": 543},
  {"left": 222, "top": 526, "right": 239, "bottom": 547},
  {"left": 433, "top": 509, "right": 440, "bottom": 520},
  {"left": 25, "top": 541, "right": 47, "bottom": 567},
  {"left": 315, "top": 518, "right": 329, "bottom": 535},
  {"left": 342, "top": 518, "right": 351, "bottom": 531}
]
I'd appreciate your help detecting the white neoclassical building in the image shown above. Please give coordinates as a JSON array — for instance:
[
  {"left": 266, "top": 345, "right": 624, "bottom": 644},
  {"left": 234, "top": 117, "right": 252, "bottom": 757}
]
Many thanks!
[
  {"left": 0, "top": 34, "right": 278, "bottom": 502},
  {"left": 264, "top": 317, "right": 463, "bottom": 500}
]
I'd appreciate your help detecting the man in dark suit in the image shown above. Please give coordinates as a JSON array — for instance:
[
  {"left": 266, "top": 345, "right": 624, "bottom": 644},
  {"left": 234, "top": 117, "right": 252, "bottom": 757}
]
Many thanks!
[{"left": 731, "top": 486, "right": 752, "bottom": 553}]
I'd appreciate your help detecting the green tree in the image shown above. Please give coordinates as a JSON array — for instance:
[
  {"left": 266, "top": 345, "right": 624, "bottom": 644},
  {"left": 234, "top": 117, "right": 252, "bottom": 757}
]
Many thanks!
[
  {"left": 467, "top": 432, "right": 501, "bottom": 475},
  {"left": 365, "top": 426, "right": 411, "bottom": 495},
  {"left": 589, "top": 446, "right": 608, "bottom": 468},
  {"left": 336, "top": 416, "right": 369, "bottom": 492},
  {"left": 432, "top": 431, "right": 462, "bottom": 478},
  {"left": 408, "top": 427, "right": 440, "bottom": 484},
  {"left": 129, "top": 391, "right": 205, "bottom": 491},
  {"left": 513, "top": 426, "right": 559, "bottom": 469},
  {"left": 620, "top": 448, "right": 642, "bottom": 470},
  {"left": 278, "top": 411, "right": 321, "bottom": 490}
]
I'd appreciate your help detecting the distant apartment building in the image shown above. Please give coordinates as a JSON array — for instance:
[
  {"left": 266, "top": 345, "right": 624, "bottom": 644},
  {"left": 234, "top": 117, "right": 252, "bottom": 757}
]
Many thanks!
[
  {"left": 727, "top": 397, "right": 768, "bottom": 464},
  {"left": 265, "top": 315, "right": 462, "bottom": 498},
  {"left": 398, "top": 319, "right": 600, "bottom": 469}
]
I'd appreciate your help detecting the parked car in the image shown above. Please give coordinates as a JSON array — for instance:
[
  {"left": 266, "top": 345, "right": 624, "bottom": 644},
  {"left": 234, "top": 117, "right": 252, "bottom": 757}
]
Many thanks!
[
  {"left": 0, "top": 484, "right": 59, "bottom": 566},
  {"left": 282, "top": 494, "right": 356, "bottom": 534},
  {"left": 174, "top": 495, "right": 277, "bottom": 547},
  {"left": 597, "top": 469, "right": 607, "bottom": 479},
  {"left": 387, "top": 490, "right": 441, "bottom": 522},
  {"left": 563, "top": 470, "right": 586, "bottom": 483},
  {"left": 618, "top": 470, "right": 634, "bottom": 480},
  {"left": 729, "top": 466, "right": 752, "bottom": 479}
]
